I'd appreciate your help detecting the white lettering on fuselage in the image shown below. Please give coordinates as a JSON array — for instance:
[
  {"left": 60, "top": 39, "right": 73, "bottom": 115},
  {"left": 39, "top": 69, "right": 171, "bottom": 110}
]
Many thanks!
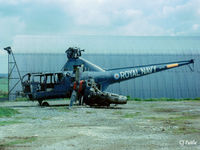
[
  {"left": 119, "top": 66, "right": 156, "bottom": 80},
  {"left": 140, "top": 66, "right": 156, "bottom": 75}
]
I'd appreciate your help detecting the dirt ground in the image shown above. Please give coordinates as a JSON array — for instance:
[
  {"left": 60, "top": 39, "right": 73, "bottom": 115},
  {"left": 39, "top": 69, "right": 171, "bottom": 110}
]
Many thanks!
[{"left": 0, "top": 100, "right": 200, "bottom": 150}]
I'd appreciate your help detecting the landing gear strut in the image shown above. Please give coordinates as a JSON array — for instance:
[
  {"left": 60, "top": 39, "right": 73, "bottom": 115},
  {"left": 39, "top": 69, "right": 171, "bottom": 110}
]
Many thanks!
[{"left": 38, "top": 100, "right": 43, "bottom": 106}]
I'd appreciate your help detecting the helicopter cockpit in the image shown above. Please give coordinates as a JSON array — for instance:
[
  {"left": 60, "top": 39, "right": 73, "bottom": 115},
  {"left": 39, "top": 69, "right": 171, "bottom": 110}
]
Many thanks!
[{"left": 22, "top": 72, "right": 65, "bottom": 93}]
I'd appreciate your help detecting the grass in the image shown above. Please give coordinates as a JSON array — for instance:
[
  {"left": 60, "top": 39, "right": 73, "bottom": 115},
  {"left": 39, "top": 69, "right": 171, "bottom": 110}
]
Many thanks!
[
  {"left": 154, "top": 108, "right": 178, "bottom": 113},
  {"left": 112, "top": 111, "right": 141, "bottom": 118},
  {"left": 0, "top": 78, "right": 8, "bottom": 99},
  {"left": 0, "top": 120, "right": 23, "bottom": 126},
  {"left": 112, "top": 111, "right": 123, "bottom": 115},
  {"left": 15, "top": 97, "right": 29, "bottom": 101},
  {"left": 86, "top": 111, "right": 94, "bottom": 114},
  {"left": 145, "top": 113, "right": 200, "bottom": 122},
  {"left": 0, "top": 90, "right": 8, "bottom": 98},
  {"left": 173, "top": 126, "right": 200, "bottom": 134},
  {"left": 145, "top": 113, "right": 200, "bottom": 134},
  {"left": 145, "top": 116, "right": 164, "bottom": 121},
  {"left": 0, "top": 78, "right": 8, "bottom": 92},
  {"left": 42, "top": 117, "right": 50, "bottom": 120},
  {"left": 122, "top": 113, "right": 136, "bottom": 118},
  {"left": 123, "top": 112, "right": 141, "bottom": 118},
  {"left": 0, "top": 107, "right": 20, "bottom": 118},
  {"left": 127, "top": 96, "right": 200, "bottom": 101},
  {"left": 170, "top": 114, "right": 200, "bottom": 120},
  {"left": 55, "top": 107, "right": 72, "bottom": 112},
  {"left": 0, "top": 136, "right": 37, "bottom": 147},
  {"left": 15, "top": 116, "right": 38, "bottom": 120}
]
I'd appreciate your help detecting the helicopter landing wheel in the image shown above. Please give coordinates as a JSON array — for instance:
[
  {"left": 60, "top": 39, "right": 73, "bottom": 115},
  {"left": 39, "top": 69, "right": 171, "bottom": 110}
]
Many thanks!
[
  {"left": 38, "top": 100, "right": 49, "bottom": 107},
  {"left": 42, "top": 102, "right": 50, "bottom": 107}
]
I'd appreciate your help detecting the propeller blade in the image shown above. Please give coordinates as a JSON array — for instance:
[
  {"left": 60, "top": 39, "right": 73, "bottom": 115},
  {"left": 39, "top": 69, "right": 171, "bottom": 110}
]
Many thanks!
[{"left": 69, "top": 90, "right": 77, "bottom": 107}]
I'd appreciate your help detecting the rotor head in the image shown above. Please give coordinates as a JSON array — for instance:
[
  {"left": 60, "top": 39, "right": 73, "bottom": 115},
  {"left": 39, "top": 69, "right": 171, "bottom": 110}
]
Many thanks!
[{"left": 65, "top": 47, "right": 84, "bottom": 59}]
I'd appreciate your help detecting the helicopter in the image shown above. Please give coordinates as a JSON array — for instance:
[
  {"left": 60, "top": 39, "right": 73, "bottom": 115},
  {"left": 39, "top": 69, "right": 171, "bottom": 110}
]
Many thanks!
[{"left": 20, "top": 47, "right": 194, "bottom": 107}]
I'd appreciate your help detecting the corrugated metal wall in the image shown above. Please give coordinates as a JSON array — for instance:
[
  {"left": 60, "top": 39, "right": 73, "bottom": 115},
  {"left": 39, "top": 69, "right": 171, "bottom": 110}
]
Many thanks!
[{"left": 8, "top": 36, "right": 200, "bottom": 100}]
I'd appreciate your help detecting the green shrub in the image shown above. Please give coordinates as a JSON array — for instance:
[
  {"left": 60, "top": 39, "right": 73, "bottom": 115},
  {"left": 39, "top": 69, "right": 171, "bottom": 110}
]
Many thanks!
[
  {"left": 0, "top": 90, "right": 8, "bottom": 98},
  {"left": 0, "top": 107, "right": 20, "bottom": 118},
  {"left": 15, "top": 97, "right": 29, "bottom": 101}
]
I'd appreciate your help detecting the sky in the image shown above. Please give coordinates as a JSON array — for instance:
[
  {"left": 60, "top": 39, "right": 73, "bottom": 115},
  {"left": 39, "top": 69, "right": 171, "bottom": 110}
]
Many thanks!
[
  {"left": 0, "top": 0, "right": 200, "bottom": 46},
  {"left": 0, "top": 0, "right": 200, "bottom": 72}
]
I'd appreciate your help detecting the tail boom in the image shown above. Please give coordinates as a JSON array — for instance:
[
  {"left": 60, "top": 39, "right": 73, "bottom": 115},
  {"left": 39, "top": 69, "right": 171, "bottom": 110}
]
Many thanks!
[{"left": 110, "top": 59, "right": 194, "bottom": 83}]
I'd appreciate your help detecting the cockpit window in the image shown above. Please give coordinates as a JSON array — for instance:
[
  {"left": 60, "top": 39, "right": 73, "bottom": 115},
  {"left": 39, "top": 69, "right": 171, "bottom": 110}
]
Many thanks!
[{"left": 54, "top": 73, "right": 64, "bottom": 83}]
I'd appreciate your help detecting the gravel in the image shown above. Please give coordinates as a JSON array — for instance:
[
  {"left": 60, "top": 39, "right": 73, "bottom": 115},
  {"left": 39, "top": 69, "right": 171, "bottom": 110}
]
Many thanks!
[{"left": 0, "top": 100, "right": 200, "bottom": 150}]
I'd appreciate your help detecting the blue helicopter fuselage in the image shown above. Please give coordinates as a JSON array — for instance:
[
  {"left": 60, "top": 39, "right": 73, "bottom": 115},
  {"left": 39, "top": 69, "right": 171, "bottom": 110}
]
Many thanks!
[{"left": 22, "top": 51, "right": 193, "bottom": 102}]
